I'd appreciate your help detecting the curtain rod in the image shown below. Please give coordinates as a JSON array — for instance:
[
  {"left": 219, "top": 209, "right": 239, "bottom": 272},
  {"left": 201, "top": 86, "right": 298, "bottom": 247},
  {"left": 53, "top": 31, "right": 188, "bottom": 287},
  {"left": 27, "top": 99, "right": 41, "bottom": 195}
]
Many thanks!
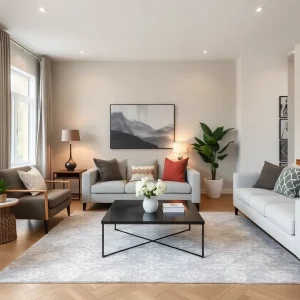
[{"left": 10, "top": 39, "right": 42, "bottom": 62}]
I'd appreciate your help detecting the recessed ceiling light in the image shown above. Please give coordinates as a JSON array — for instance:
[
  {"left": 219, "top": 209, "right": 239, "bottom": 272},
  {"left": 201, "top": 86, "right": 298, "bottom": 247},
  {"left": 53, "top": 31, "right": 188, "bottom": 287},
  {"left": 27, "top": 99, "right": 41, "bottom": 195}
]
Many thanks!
[
  {"left": 203, "top": 50, "right": 208, "bottom": 54},
  {"left": 255, "top": 7, "right": 264, "bottom": 12},
  {"left": 80, "top": 50, "right": 84, "bottom": 55},
  {"left": 39, "top": 7, "right": 47, "bottom": 13}
]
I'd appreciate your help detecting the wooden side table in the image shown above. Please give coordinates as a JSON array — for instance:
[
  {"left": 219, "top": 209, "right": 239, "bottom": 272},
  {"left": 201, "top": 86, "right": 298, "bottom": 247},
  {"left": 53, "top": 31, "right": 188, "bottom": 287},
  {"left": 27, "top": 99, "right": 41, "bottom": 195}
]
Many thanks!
[
  {"left": 53, "top": 169, "right": 87, "bottom": 200},
  {"left": 0, "top": 198, "right": 19, "bottom": 244}
]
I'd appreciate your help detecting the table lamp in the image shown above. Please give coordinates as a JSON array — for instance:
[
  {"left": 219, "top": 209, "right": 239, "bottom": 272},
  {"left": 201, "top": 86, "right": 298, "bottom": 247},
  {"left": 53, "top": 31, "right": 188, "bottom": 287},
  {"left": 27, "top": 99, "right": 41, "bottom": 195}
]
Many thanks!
[
  {"left": 173, "top": 142, "right": 188, "bottom": 160},
  {"left": 61, "top": 129, "right": 80, "bottom": 171}
]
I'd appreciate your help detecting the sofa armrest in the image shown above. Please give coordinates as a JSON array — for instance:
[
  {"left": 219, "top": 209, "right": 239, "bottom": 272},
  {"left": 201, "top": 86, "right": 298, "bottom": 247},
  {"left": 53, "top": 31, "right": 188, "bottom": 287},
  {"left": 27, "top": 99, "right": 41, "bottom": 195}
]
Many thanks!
[
  {"left": 233, "top": 172, "right": 260, "bottom": 189},
  {"left": 296, "top": 199, "right": 300, "bottom": 258},
  {"left": 82, "top": 168, "right": 98, "bottom": 203},
  {"left": 187, "top": 167, "right": 200, "bottom": 203}
]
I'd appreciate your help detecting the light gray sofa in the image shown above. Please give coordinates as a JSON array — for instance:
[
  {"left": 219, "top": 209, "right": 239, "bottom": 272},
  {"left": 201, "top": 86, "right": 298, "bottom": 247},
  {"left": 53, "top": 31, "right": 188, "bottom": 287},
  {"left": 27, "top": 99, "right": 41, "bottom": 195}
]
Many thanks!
[
  {"left": 82, "top": 159, "right": 200, "bottom": 210},
  {"left": 233, "top": 172, "right": 300, "bottom": 259}
]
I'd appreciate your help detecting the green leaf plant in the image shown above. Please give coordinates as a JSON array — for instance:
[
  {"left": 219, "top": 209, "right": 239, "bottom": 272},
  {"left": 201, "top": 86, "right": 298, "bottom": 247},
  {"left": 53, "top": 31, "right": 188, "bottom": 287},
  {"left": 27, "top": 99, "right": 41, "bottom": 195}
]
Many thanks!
[
  {"left": 0, "top": 178, "right": 9, "bottom": 194},
  {"left": 192, "top": 123, "right": 234, "bottom": 180}
]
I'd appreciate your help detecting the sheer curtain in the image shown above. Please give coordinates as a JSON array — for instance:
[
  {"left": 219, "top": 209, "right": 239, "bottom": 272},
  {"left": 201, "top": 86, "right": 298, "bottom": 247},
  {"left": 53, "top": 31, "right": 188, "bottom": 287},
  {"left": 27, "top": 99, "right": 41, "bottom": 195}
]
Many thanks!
[
  {"left": 0, "top": 30, "right": 11, "bottom": 170},
  {"left": 36, "top": 57, "right": 51, "bottom": 178}
]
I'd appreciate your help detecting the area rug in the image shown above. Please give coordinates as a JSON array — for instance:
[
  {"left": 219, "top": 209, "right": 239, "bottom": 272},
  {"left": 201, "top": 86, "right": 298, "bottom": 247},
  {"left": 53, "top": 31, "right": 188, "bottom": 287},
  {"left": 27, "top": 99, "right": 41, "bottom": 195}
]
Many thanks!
[{"left": 0, "top": 211, "right": 299, "bottom": 284}]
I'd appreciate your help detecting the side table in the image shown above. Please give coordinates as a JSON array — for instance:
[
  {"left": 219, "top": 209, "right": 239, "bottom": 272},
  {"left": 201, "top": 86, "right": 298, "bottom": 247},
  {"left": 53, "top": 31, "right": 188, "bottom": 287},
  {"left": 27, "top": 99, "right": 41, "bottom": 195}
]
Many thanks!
[
  {"left": 53, "top": 169, "right": 87, "bottom": 200},
  {"left": 0, "top": 198, "right": 19, "bottom": 244}
]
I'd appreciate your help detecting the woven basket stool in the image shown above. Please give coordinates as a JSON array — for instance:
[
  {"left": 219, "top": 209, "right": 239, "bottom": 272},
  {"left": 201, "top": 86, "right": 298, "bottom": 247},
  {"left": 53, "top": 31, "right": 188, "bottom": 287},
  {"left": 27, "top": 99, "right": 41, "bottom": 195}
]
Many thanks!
[{"left": 0, "top": 199, "right": 18, "bottom": 244}]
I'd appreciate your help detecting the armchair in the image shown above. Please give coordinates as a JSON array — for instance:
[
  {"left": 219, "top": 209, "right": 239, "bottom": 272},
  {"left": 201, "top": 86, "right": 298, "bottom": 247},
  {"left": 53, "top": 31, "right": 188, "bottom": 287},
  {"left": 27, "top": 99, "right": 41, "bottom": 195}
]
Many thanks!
[{"left": 0, "top": 166, "right": 72, "bottom": 233}]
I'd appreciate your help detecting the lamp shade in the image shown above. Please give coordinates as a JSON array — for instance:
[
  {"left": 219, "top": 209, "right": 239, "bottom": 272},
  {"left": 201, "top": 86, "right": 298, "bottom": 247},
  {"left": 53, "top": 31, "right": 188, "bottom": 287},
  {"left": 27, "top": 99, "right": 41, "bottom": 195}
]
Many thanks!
[
  {"left": 61, "top": 129, "right": 80, "bottom": 142},
  {"left": 173, "top": 142, "right": 187, "bottom": 153}
]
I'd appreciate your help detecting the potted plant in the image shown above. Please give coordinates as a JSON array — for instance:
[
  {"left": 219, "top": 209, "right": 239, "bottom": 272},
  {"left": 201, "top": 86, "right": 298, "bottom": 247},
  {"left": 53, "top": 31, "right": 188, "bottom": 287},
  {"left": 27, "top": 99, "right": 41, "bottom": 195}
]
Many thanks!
[
  {"left": 0, "top": 178, "right": 9, "bottom": 203},
  {"left": 192, "top": 123, "right": 234, "bottom": 198},
  {"left": 135, "top": 178, "right": 167, "bottom": 213}
]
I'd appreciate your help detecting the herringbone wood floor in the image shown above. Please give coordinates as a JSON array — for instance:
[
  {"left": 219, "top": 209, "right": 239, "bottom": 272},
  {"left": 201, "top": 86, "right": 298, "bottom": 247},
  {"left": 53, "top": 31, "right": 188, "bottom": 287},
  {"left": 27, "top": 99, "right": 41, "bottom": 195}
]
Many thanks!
[{"left": 0, "top": 195, "right": 299, "bottom": 300}]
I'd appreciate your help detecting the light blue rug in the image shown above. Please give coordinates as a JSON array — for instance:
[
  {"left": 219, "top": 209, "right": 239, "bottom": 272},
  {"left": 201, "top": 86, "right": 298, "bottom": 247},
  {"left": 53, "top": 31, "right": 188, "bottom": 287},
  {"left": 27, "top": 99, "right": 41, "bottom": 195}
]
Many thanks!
[{"left": 0, "top": 211, "right": 299, "bottom": 283}]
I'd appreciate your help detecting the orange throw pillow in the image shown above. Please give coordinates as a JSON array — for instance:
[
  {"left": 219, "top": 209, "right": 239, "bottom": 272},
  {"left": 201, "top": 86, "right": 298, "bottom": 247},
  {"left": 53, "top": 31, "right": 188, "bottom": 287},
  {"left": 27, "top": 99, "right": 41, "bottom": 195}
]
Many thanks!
[{"left": 162, "top": 158, "right": 189, "bottom": 182}]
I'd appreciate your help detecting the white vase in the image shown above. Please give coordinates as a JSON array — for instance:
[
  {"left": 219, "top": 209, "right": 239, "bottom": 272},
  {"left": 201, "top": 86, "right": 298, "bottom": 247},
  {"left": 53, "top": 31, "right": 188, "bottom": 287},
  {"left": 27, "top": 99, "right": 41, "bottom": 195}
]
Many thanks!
[
  {"left": 204, "top": 177, "right": 223, "bottom": 199},
  {"left": 143, "top": 196, "right": 159, "bottom": 213}
]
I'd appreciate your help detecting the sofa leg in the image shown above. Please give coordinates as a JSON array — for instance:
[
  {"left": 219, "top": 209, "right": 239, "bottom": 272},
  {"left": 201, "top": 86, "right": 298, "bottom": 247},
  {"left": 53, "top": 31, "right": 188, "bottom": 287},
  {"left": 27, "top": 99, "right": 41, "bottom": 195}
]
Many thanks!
[
  {"left": 235, "top": 207, "right": 238, "bottom": 216},
  {"left": 67, "top": 205, "right": 70, "bottom": 216},
  {"left": 83, "top": 203, "right": 87, "bottom": 211},
  {"left": 44, "top": 220, "right": 49, "bottom": 234},
  {"left": 194, "top": 203, "right": 200, "bottom": 211}
]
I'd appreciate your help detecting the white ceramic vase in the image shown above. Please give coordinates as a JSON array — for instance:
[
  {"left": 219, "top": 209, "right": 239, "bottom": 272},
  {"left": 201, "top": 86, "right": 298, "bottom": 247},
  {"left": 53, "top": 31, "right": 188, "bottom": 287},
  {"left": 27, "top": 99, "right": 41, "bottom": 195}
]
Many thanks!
[
  {"left": 143, "top": 196, "right": 159, "bottom": 213},
  {"left": 204, "top": 177, "right": 223, "bottom": 199}
]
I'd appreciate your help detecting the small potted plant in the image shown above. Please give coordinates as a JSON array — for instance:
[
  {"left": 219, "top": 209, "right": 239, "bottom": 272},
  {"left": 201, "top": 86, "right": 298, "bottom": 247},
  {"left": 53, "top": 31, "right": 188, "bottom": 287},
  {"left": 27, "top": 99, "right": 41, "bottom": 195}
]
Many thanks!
[
  {"left": 0, "top": 178, "right": 9, "bottom": 203},
  {"left": 192, "top": 123, "right": 234, "bottom": 198},
  {"left": 135, "top": 178, "right": 167, "bottom": 213}
]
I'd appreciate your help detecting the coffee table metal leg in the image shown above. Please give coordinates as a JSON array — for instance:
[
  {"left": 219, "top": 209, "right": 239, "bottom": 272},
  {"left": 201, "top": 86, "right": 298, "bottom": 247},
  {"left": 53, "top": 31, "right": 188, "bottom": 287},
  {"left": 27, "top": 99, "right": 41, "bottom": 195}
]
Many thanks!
[
  {"left": 102, "top": 224, "right": 104, "bottom": 257},
  {"left": 189, "top": 224, "right": 191, "bottom": 231},
  {"left": 202, "top": 224, "right": 204, "bottom": 258},
  {"left": 114, "top": 224, "right": 116, "bottom": 230}
]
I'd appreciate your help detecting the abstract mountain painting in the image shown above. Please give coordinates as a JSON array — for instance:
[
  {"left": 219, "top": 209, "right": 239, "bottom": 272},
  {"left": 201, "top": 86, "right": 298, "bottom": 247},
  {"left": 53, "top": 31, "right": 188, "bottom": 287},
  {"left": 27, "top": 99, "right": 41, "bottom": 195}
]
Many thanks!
[{"left": 110, "top": 104, "right": 175, "bottom": 149}]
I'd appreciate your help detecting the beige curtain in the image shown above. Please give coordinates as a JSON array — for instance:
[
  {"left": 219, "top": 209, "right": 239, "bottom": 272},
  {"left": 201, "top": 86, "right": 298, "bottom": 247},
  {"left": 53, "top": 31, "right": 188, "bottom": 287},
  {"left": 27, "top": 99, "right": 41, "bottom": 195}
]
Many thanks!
[
  {"left": 0, "top": 30, "right": 11, "bottom": 170},
  {"left": 36, "top": 57, "right": 51, "bottom": 178}
]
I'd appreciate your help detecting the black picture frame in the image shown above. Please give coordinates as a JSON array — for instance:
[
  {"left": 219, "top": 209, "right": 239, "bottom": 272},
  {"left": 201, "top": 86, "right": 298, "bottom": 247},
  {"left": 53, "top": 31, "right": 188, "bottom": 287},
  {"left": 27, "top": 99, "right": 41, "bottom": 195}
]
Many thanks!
[
  {"left": 110, "top": 104, "right": 175, "bottom": 149},
  {"left": 279, "top": 163, "right": 288, "bottom": 167},
  {"left": 279, "top": 119, "right": 288, "bottom": 140},
  {"left": 279, "top": 140, "right": 288, "bottom": 162},
  {"left": 279, "top": 96, "right": 288, "bottom": 119}
]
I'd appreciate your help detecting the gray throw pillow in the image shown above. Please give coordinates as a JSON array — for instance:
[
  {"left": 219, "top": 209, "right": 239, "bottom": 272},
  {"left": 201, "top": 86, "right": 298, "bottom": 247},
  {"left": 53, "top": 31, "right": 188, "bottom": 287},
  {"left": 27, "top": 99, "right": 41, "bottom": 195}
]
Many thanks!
[
  {"left": 253, "top": 161, "right": 285, "bottom": 190},
  {"left": 274, "top": 166, "right": 300, "bottom": 198},
  {"left": 93, "top": 158, "right": 122, "bottom": 182}
]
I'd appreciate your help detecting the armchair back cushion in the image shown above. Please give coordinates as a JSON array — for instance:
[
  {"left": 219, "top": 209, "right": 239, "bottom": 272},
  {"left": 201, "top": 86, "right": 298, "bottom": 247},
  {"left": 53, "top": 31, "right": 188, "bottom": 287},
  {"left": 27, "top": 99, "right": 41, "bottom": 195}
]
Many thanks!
[{"left": 0, "top": 166, "right": 31, "bottom": 198}]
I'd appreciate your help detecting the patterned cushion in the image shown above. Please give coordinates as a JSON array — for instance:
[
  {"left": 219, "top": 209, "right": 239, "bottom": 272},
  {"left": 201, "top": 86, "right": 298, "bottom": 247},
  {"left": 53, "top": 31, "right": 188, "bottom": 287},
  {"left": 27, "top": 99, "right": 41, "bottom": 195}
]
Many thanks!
[
  {"left": 18, "top": 167, "right": 47, "bottom": 196},
  {"left": 129, "top": 165, "right": 155, "bottom": 181},
  {"left": 273, "top": 166, "right": 300, "bottom": 198}
]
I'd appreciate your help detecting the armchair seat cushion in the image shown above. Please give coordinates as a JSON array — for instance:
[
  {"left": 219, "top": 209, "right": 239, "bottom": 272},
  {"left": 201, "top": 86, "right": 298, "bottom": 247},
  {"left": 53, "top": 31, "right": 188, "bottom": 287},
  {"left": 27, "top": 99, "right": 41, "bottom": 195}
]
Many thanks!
[
  {"left": 19, "top": 189, "right": 71, "bottom": 209},
  {"left": 91, "top": 180, "right": 127, "bottom": 194}
]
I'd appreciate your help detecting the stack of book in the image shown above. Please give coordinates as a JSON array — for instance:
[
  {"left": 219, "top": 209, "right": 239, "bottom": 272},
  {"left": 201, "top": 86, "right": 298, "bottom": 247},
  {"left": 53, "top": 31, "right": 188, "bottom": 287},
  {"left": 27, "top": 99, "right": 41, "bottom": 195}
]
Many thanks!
[{"left": 163, "top": 203, "right": 185, "bottom": 213}]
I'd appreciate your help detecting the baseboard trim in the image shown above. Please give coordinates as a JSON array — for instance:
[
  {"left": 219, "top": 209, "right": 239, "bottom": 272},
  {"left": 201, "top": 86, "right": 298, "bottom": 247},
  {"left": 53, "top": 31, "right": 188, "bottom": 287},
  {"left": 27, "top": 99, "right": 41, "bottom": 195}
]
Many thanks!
[{"left": 201, "top": 189, "right": 233, "bottom": 194}]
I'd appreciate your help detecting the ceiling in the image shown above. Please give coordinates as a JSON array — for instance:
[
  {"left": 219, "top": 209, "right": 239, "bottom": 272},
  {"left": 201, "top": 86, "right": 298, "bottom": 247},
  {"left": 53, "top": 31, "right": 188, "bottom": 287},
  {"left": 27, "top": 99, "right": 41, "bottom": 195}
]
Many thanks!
[{"left": 0, "top": 0, "right": 299, "bottom": 61}]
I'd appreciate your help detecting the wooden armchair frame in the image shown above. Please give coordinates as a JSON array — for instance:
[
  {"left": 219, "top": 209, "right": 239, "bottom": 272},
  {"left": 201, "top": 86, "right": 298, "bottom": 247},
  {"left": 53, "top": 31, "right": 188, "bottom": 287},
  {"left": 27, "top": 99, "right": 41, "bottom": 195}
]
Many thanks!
[{"left": 7, "top": 180, "right": 71, "bottom": 233}]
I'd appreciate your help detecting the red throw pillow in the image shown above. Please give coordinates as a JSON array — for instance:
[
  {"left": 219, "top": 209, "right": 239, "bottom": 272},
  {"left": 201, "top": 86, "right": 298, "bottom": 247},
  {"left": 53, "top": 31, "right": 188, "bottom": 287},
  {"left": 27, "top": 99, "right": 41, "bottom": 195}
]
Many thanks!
[{"left": 162, "top": 158, "right": 189, "bottom": 182}]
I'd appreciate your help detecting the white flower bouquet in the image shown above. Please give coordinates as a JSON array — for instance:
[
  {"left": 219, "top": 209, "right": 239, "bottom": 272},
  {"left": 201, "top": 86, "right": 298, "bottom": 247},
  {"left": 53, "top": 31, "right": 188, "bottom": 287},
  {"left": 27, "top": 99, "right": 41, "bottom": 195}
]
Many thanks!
[{"left": 135, "top": 177, "right": 167, "bottom": 199}]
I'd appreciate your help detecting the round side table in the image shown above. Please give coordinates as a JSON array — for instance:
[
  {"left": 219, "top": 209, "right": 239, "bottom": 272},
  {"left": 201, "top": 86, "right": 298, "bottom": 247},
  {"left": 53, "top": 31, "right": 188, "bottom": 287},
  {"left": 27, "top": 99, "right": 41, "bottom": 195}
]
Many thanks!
[{"left": 0, "top": 198, "right": 19, "bottom": 244}]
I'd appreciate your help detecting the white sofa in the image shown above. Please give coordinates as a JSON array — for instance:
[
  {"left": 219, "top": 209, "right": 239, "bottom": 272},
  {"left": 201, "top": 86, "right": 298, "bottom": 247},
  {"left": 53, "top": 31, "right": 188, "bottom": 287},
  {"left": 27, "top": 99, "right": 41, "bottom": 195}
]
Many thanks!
[
  {"left": 82, "top": 159, "right": 201, "bottom": 210},
  {"left": 233, "top": 172, "right": 300, "bottom": 259}
]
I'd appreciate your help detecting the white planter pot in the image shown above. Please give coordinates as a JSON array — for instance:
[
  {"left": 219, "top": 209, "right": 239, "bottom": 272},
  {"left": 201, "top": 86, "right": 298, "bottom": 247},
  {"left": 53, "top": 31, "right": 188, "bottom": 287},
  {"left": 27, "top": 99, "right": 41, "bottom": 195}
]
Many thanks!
[
  {"left": 143, "top": 196, "right": 159, "bottom": 213},
  {"left": 204, "top": 177, "right": 223, "bottom": 199}
]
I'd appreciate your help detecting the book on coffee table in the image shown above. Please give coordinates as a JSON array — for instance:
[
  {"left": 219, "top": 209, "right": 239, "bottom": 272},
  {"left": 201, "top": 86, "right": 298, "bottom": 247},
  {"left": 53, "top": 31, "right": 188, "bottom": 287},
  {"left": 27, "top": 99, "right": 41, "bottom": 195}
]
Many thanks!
[{"left": 163, "top": 203, "right": 184, "bottom": 213}]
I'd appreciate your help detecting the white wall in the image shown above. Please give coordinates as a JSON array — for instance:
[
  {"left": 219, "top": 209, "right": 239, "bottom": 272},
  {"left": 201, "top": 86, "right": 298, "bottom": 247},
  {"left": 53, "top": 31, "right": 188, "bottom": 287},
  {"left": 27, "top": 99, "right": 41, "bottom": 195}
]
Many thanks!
[
  {"left": 51, "top": 61, "right": 236, "bottom": 190},
  {"left": 294, "top": 45, "right": 300, "bottom": 160},
  {"left": 288, "top": 57, "right": 295, "bottom": 164},
  {"left": 236, "top": 50, "right": 288, "bottom": 172}
]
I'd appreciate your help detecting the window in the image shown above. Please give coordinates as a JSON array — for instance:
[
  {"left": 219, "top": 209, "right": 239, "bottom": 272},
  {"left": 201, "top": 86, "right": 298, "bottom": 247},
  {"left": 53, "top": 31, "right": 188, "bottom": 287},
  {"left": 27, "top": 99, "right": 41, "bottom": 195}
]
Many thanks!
[{"left": 11, "top": 67, "right": 37, "bottom": 167}]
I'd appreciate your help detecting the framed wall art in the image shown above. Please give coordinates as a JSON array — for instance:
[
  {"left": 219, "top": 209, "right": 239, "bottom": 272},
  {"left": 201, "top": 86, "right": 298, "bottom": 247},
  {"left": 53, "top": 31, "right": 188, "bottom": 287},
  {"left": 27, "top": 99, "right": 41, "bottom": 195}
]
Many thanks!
[
  {"left": 110, "top": 104, "right": 175, "bottom": 149},
  {"left": 279, "top": 96, "right": 288, "bottom": 119},
  {"left": 279, "top": 140, "right": 288, "bottom": 163},
  {"left": 279, "top": 119, "right": 288, "bottom": 140}
]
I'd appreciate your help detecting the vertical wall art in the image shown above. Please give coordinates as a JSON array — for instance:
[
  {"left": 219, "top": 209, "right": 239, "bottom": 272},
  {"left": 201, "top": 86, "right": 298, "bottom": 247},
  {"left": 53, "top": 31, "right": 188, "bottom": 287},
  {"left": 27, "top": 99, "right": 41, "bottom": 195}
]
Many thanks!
[{"left": 279, "top": 96, "right": 288, "bottom": 165}]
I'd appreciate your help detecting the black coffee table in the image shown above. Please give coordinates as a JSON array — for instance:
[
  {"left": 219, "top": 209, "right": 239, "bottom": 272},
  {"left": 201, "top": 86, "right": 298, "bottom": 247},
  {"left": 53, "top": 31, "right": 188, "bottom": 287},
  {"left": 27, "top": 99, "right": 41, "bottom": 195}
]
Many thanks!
[{"left": 101, "top": 200, "right": 205, "bottom": 258}]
